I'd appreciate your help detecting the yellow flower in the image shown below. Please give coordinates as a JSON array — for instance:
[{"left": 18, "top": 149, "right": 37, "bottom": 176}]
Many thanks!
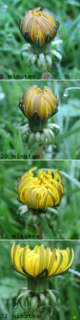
[
  {"left": 20, "top": 7, "right": 59, "bottom": 45},
  {"left": 17, "top": 167, "right": 64, "bottom": 210},
  {"left": 19, "top": 85, "right": 58, "bottom": 121},
  {"left": 11, "top": 243, "right": 74, "bottom": 280}
]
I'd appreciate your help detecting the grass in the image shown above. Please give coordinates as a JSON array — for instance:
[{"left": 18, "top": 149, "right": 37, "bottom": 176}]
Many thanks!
[
  {"left": 0, "top": 240, "right": 80, "bottom": 320},
  {"left": 0, "top": 0, "right": 80, "bottom": 79},
  {"left": 0, "top": 160, "right": 80, "bottom": 240},
  {"left": 0, "top": 80, "right": 80, "bottom": 160}
]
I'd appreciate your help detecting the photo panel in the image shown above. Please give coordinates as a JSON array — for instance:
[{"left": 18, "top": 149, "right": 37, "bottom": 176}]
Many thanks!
[
  {"left": 0, "top": 0, "right": 80, "bottom": 80},
  {"left": 0, "top": 160, "right": 80, "bottom": 240},
  {"left": 0, "top": 239, "right": 80, "bottom": 319},
  {"left": 0, "top": 80, "right": 80, "bottom": 160}
]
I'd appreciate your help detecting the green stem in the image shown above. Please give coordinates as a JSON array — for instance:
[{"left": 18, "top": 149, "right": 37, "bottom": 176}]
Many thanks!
[
  {"left": 37, "top": 224, "right": 42, "bottom": 239},
  {"left": 37, "top": 142, "right": 43, "bottom": 160}
]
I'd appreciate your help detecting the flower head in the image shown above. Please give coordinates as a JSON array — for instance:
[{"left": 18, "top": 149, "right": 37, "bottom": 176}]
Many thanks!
[
  {"left": 19, "top": 85, "right": 58, "bottom": 132},
  {"left": 11, "top": 243, "right": 74, "bottom": 280},
  {"left": 17, "top": 167, "right": 64, "bottom": 210},
  {"left": 20, "top": 7, "right": 59, "bottom": 46}
]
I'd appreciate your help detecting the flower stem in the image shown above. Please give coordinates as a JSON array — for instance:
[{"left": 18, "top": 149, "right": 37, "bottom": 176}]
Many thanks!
[
  {"left": 37, "top": 142, "right": 43, "bottom": 159},
  {"left": 37, "top": 224, "right": 42, "bottom": 239},
  {"left": 42, "top": 71, "right": 49, "bottom": 79}
]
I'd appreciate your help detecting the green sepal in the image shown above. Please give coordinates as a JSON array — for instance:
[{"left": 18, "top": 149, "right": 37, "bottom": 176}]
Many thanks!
[
  {"left": 46, "top": 289, "right": 57, "bottom": 306},
  {"left": 16, "top": 288, "right": 24, "bottom": 305},
  {"left": 39, "top": 293, "right": 46, "bottom": 305},
  {"left": 31, "top": 296, "right": 38, "bottom": 315},
  {"left": 16, "top": 289, "right": 32, "bottom": 312},
  {"left": 22, "top": 266, "right": 34, "bottom": 279},
  {"left": 28, "top": 132, "right": 35, "bottom": 147},
  {"left": 29, "top": 117, "right": 48, "bottom": 132},
  {"left": 25, "top": 271, "right": 49, "bottom": 293},
  {"left": 44, "top": 129, "right": 52, "bottom": 144},
  {"left": 16, "top": 288, "right": 32, "bottom": 305},
  {"left": 52, "top": 289, "right": 59, "bottom": 300},
  {"left": 36, "top": 268, "right": 48, "bottom": 279},
  {"left": 45, "top": 297, "right": 49, "bottom": 307},
  {"left": 26, "top": 213, "right": 33, "bottom": 224}
]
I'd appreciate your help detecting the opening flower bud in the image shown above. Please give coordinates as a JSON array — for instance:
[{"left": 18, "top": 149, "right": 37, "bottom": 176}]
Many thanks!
[
  {"left": 17, "top": 167, "right": 64, "bottom": 210},
  {"left": 11, "top": 243, "right": 74, "bottom": 294}
]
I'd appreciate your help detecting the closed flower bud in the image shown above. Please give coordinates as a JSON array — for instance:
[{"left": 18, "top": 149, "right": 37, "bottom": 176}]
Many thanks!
[
  {"left": 19, "top": 85, "right": 58, "bottom": 132},
  {"left": 19, "top": 8, "right": 62, "bottom": 70},
  {"left": 20, "top": 7, "right": 59, "bottom": 47}
]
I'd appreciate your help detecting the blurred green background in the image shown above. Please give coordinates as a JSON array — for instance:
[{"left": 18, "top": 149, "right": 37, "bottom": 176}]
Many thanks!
[
  {"left": 0, "top": 79, "right": 80, "bottom": 160},
  {"left": 0, "top": 240, "right": 80, "bottom": 320},
  {"left": 0, "top": 160, "right": 80, "bottom": 240},
  {"left": 0, "top": 0, "right": 80, "bottom": 79}
]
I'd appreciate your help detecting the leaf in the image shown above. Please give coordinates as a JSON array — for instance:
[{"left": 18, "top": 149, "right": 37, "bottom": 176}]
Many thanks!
[
  {"left": 60, "top": 171, "right": 80, "bottom": 188},
  {"left": 39, "top": 216, "right": 54, "bottom": 239},
  {"left": 54, "top": 126, "right": 80, "bottom": 142}
]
